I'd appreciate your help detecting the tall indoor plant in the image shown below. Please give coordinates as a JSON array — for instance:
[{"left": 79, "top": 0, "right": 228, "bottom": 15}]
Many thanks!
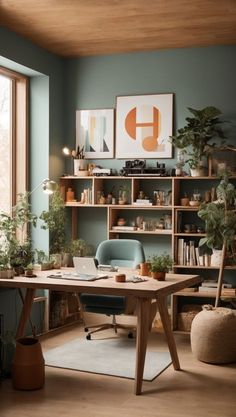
[
  {"left": 39, "top": 187, "right": 66, "bottom": 255},
  {"left": 170, "top": 106, "right": 226, "bottom": 176},
  {"left": 198, "top": 175, "right": 236, "bottom": 264}
]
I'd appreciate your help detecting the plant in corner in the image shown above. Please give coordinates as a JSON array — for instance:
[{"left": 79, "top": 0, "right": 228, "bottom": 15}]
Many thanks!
[
  {"left": 0, "top": 193, "right": 37, "bottom": 275},
  {"left": 39, "top": 187, "right": 66, "bottom": 255},
  {"left": 149, "top": 253, "right": 173, "bottom": 281},
  {"left": 198, "top": 175, "right": 236, "bottom": 265},
  {"left": 170, "top": 106, "right": 226, "bottom": 176}
]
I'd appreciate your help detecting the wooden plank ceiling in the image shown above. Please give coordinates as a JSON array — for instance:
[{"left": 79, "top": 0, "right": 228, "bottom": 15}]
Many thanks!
[{"left": 0, "top": 0, "right": 236, "bottom": 57}]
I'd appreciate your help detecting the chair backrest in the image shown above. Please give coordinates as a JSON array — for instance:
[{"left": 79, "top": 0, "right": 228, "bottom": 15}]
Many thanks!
[{"left": 95, "top": 239, "right": 145, "bottom": 269}]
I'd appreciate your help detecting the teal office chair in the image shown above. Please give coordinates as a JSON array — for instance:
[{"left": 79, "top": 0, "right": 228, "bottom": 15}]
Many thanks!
[{"left": 79, "top": 239, "right": 145, "bottom": 340}]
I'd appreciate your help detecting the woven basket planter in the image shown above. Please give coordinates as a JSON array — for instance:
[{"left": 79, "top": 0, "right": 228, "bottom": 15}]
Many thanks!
[{"left": 190, "top": 305, "right": 236, "bottom": 364}]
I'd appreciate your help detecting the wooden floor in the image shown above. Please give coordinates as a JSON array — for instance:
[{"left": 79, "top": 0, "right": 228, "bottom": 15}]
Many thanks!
[{"left": 0, "top": 324, "right": 236, "bottom": 417}]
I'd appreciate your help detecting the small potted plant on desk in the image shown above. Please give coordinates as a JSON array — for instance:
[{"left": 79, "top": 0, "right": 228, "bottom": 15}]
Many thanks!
[{"left": 149, "top": 253, "right": 173, "bottom": 281}]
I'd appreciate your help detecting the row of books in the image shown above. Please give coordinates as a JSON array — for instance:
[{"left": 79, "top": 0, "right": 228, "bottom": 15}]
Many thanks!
[
  {"left": 177, "top": 238, "right": 211, "bottom": 266},
  {"left": 182, "top": 280, "right": 236, "bottom": 296}
]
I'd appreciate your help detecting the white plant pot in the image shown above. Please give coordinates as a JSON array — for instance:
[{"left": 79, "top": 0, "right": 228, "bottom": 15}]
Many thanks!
[
  {"left": 190, "top": 167, "right": 206, "bottom": 177},
  {"left": 74, "top": 159, "right": 87, "bottom": 175},
  {"left": 0, "top": 269, "right": 14, "bottom": 279},
  {"left": 211, "top": 249, "right": 223, "bottom": 267}
]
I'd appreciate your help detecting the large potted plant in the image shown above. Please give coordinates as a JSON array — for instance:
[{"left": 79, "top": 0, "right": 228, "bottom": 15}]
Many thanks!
[
  {"left": 198, "top": 175, "right": 236, "bottom": 266},
  {"left": 170, "top": 106, "right": 226, "bottom": 176},
  {"left": 149, "top": 253, "right": 173, "bottom": 281},
  {"left": 0, "top": 193, "right": 37, "bottom": 275}
]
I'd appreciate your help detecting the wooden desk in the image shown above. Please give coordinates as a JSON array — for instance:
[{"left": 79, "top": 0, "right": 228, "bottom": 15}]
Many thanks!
[{"left": 0, "top": 270, "right": 200, "bottom": 395}]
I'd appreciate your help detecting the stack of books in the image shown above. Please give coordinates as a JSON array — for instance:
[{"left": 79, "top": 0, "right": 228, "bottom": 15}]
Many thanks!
[
  {"left": 133, "top": 199, "right": 153, "bottom": 206},
  {"left": 198, "top": 280, "right": 236, "bottom": 296}
]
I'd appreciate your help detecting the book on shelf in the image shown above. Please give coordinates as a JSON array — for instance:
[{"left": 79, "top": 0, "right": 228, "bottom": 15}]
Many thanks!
[
  {"left": 198, "top": 287, "right": 236, "bottom": 296},
  {"left": 133, "top": 200, "right": 153, "bottom": 206},
  {"left": 177, "top": 238, "right": 184, "bottom": 265},
  {"left": 177, "top": 239, "right": 214, "bottom": 267},
  {"left": 201, "top": 281, "right": 233, "bottom": 288},
  {"left": 112, "top": 226, "right": 137, "bottom": 231}
]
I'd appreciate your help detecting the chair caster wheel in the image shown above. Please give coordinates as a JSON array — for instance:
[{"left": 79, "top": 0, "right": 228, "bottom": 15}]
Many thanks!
[
  {"left": 84, "top": 327, "right": 89, "bottom": 332},
  {"left": 86, "top": 334, "right": 91, "bottom": 340},
  {"left": 128, "top": 332, "right": 133, "bottom": 339}
]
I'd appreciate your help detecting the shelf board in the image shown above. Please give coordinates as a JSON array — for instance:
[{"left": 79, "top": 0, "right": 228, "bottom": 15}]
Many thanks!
[
  {"left": 113, "top": 205, "right": 172, "bottom": 210},
  {"left": 174, "top": 290, "right": 236, "bottom": 298},
  {"left": 174, "top": 206, "right": 200, "bottom": 210},
  {"left": 174, "top": 290, "right": 216, "bottom": 297},
  {"left": 174, "top": 233, "right": 205, "bottom": 237},
  {"left": 174, "top": 264, "right": 236, "bottom": 270},
  {"left": 109, "top": 229, "right": 172, "bottom": 235},
  {"left": 65, "top": 203, "right": 94, "bottom": 207}
]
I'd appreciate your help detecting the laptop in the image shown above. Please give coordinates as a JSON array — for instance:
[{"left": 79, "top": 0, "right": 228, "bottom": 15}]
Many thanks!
[{"left": 72, "top": 257, "right": 108, "bottom": 280}]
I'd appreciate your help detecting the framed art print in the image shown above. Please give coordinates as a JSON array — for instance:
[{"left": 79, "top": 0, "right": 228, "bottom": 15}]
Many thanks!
[
  {"left": 76, "top": 109, "right": 114, "bottom": 159},
  {"left": 116, "top": 94, "right": 173, "bottom": 158}
]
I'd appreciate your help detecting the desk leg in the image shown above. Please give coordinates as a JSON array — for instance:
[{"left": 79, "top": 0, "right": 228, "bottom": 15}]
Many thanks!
[
  {"left": 157, "top": 297, "right": 180, "bottom": 370},
  {"left": 134, "top": 297, "right": 151, "bottom": 395},
  {"left": 16, "top": 288, "right": 36, "bottom": 339}
]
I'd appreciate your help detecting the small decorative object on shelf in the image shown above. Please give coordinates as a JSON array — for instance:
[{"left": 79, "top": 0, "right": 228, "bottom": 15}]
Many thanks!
[
  {"left": 180, "top": 193, "right": 190, "bottom": 206},
  {"left": 117, "top": 218, "right": 126, "bottom": 227},
  {"left": 66, "top": 188, "right": 75, "bottom": 202}
]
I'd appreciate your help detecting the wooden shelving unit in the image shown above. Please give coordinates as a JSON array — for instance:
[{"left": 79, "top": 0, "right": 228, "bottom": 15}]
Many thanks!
[{"left": 60, "top": 174, "right": 236, "bottom": 333}]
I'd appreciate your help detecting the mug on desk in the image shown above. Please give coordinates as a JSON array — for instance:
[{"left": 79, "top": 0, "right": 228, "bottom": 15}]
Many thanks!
[{"left": 140, "top": 262, "right": 150, "bottom": 276}]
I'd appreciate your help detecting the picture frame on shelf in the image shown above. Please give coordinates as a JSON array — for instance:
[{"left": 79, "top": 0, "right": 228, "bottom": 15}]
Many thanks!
[
  {"left": 115, "top": 93, "right": 173, "bottom": 159},
  {"left": 76, "top": 108, "right": 114, "bottom": 159}
]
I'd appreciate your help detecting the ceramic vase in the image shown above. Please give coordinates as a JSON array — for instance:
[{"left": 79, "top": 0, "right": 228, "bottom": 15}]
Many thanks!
[
  {"left": 12, "top": 337, "right": 45, "bottom": 390},
  {"left": 74, "top": 159, "right": 87, "bottom": 175}
]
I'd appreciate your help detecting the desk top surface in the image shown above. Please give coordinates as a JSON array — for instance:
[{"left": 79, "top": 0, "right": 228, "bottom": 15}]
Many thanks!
[{"left": 0, "top": 268, "right": 200, "bottom": 298}]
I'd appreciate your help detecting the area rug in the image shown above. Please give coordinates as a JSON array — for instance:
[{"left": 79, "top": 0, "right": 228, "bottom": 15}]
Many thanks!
[{"left": 44, "top": 337, "right": 171, "bottom": 381}]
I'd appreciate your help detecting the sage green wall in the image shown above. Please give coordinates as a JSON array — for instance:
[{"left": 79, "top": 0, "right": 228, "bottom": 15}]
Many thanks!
[
  {"left": 0, "top": 27, "right": 65, "bottom": 337},
  {"left": 64, "top": 45, "right": 236, "bottom": 251},
  {"left": 65, "top": 45, "right": 236, "bottom": 162}
]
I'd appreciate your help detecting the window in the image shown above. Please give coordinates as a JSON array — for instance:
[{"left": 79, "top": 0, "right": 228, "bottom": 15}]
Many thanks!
[
  {"left": 0, "top": 74, "right": 11, "bottom": 212},
  {"left": 0, "top": 67, "right": 28, "bottom": 212}
]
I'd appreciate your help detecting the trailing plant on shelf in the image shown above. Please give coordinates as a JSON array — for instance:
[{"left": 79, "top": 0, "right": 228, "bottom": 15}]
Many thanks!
[
  {"left": 198, "top": 175, "right": 236, "bottom": 264},
  {"left": 170, "top": 106, "right": 226, "bottom": 175}
]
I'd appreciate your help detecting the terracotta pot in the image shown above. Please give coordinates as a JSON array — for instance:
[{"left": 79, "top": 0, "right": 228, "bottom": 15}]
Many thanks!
[
  {"left": 151, "top": 271, "right": 166, "bottom": 281},
  {"left": 180, "top": 198, "right": 190, "bottom": 206},
  {"left": 140, "top": 262, "right": 151, "bottom": 276},
  {"left": 12, "top": 337, "right": 45, "bottom": 390}
]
